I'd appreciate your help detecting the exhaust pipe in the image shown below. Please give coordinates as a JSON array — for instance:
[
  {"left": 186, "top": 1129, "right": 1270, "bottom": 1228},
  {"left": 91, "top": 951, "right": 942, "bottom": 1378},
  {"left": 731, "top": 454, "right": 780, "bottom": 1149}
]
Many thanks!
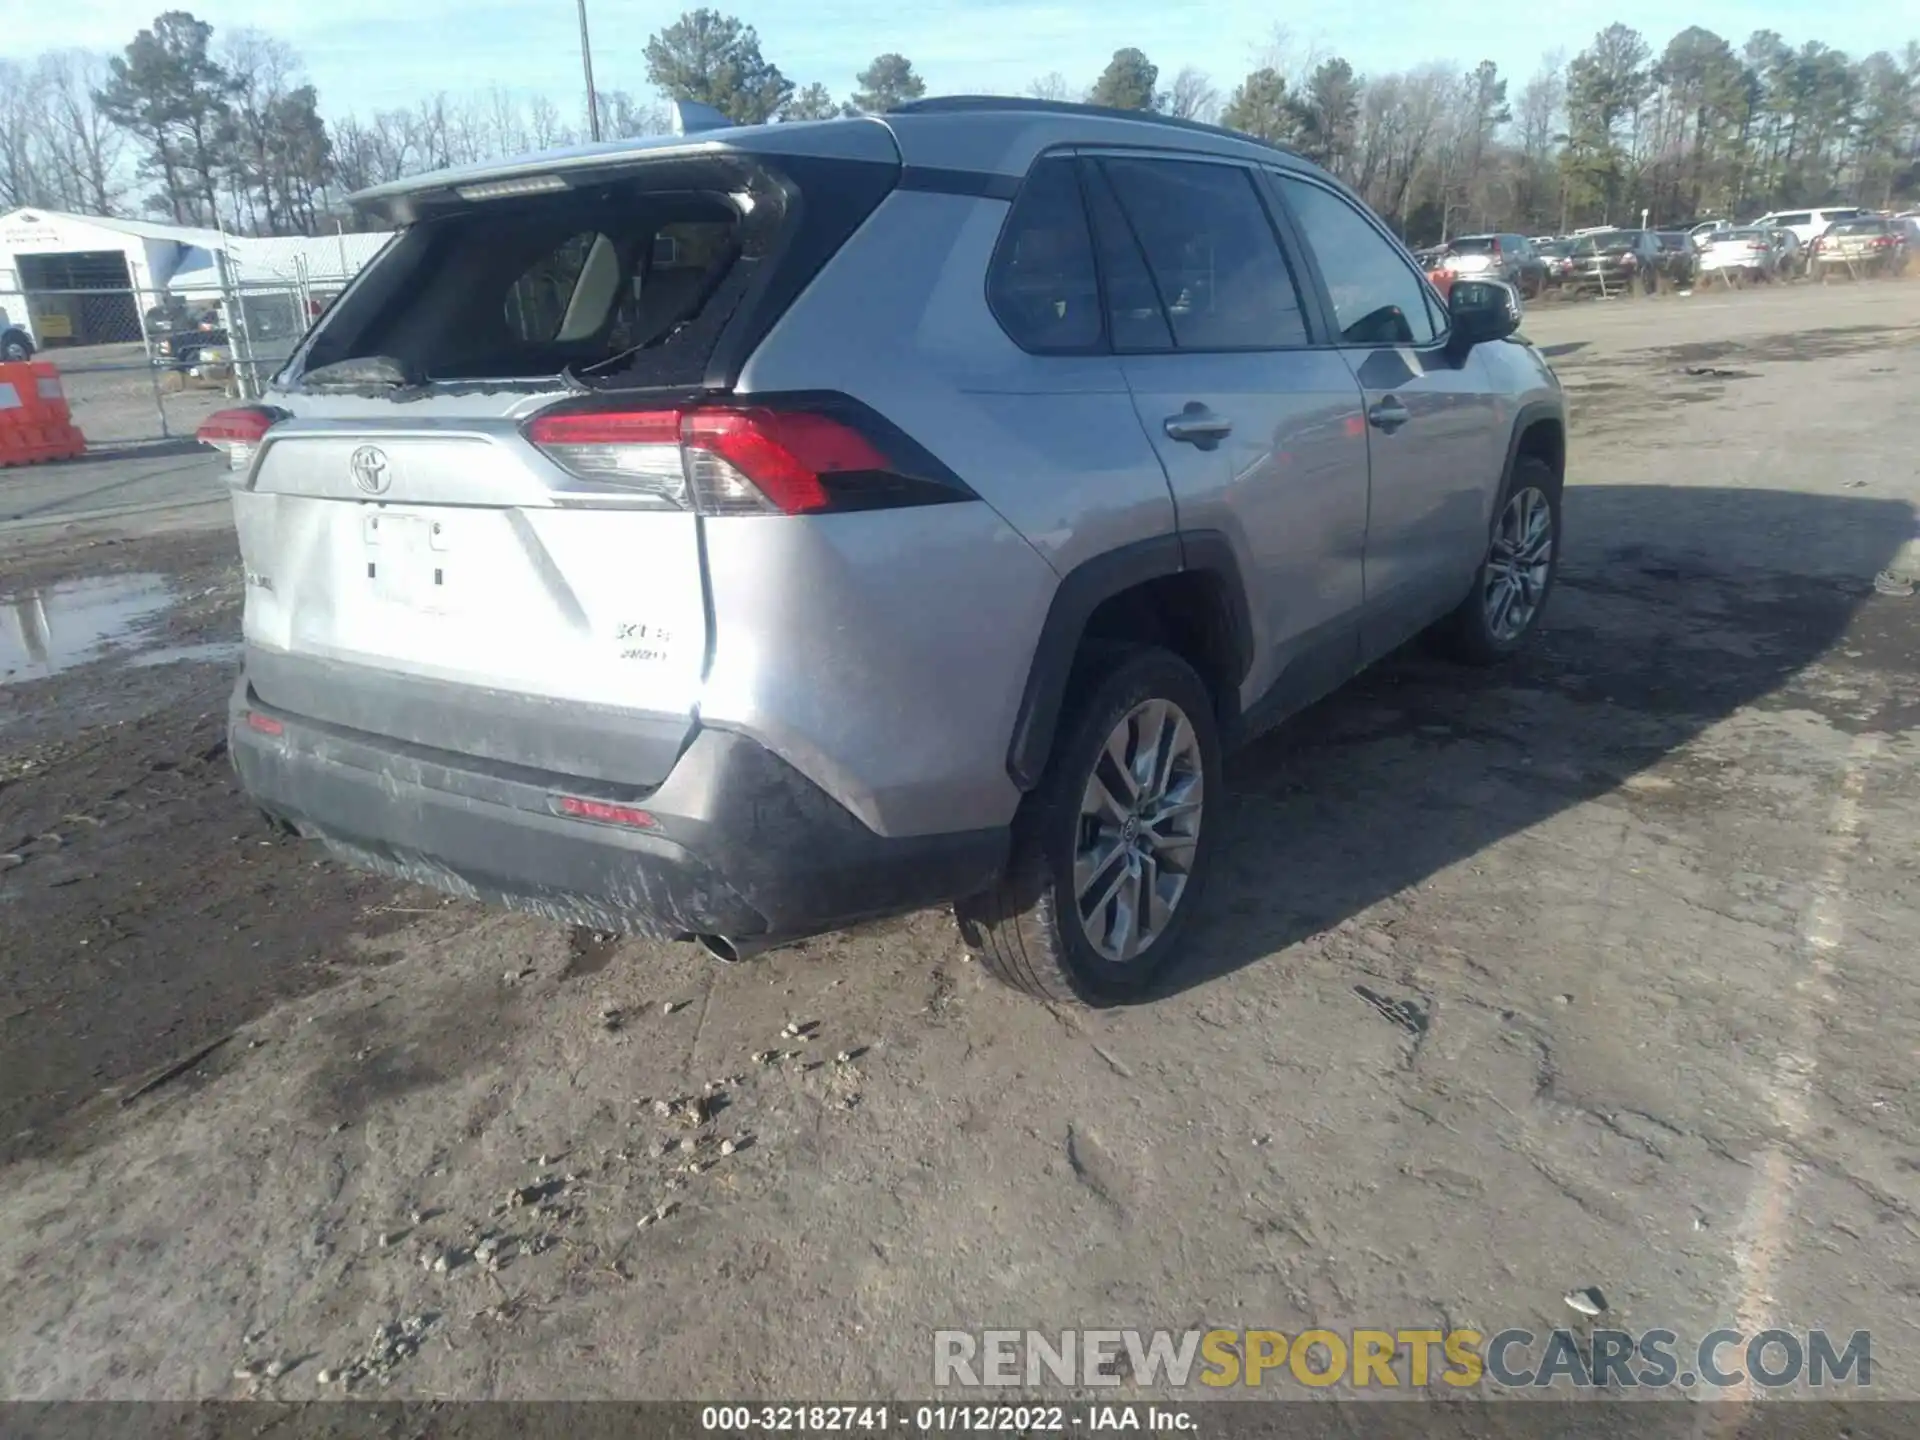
[{"left": 696, "top": 934, "right": 790, "bottom": 964}]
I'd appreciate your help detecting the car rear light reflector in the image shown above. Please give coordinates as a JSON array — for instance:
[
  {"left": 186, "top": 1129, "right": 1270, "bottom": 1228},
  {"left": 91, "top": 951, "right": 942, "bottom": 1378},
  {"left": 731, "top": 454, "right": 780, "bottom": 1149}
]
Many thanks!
[
  {"left": 526, "top": 401, "right": 943, "bottom": 516},
  {"left": 198, "top": 405, "right": 285, "bottom": 473},
  {"left": 556, "top": 795, "right": 657, "bottom": 829},
  {"left": 245, "top": 711, "right": 284, "bottom": 736}
]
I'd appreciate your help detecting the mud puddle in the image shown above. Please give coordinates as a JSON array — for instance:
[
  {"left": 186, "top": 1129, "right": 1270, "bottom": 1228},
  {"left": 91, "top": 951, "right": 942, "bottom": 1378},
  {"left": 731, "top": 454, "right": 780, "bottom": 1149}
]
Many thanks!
[{"left": 0, "top": 573, "right": 175, "bottom": 682}]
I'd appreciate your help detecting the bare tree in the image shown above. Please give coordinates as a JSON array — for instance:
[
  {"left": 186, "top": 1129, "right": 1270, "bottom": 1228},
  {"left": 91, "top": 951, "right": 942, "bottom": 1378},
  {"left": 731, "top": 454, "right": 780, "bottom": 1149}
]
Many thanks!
[
  {"left": 0, "top": 60, "right": 52, "bottom": 209},
  {"left": 1166, "top": 67, "right": 1220, "bottom": 123},
  {"left": 223, "top": 30, "right": 301, "bottom": 230},
  {"left": 1026, "top": 72, "right": 1076, "bottom": 102},
  {"left": 39, "top": 53, "right": 128, "bottom": 214},
  {"left": 595, "top": 90, "right": 668, "bottom": 139},
  {"left": 480, "top": 85, "right": 529, "bottom": 159},
  {"left": 528, "top": 93, "right": 571, "bottom": 149}
]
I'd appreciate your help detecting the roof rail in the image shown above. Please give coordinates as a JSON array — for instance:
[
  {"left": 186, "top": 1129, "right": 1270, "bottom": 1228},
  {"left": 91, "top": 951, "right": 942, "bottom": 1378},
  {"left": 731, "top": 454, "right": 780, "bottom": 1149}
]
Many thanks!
[{"left": 885, "top": 95, "right": 1296, "bottom": 158}]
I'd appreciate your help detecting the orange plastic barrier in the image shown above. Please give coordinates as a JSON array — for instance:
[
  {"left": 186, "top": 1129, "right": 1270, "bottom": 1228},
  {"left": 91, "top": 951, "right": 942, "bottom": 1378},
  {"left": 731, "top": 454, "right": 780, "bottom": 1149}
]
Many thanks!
[{"left": 0, "top": 359, "right": 86, "bottom": 466}]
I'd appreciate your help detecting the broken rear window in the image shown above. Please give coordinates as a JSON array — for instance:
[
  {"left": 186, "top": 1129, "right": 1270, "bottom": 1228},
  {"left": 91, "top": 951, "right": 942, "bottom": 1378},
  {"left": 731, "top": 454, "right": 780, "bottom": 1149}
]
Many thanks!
[{"left": 298, "top": 179, "right": 774, "bottom": 387}]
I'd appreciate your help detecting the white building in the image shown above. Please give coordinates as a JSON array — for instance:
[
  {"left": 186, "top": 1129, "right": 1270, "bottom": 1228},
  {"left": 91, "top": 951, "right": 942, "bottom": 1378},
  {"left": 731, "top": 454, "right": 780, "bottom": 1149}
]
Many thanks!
[{"left": 0, "top": 207, "right": 392, "bottom": 348}]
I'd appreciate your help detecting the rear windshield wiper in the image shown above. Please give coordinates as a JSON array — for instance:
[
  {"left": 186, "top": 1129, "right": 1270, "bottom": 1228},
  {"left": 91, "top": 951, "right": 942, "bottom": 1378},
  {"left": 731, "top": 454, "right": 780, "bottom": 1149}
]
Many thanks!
[{"left": 300, "top": 355, "right": 418, "bottom": 391}]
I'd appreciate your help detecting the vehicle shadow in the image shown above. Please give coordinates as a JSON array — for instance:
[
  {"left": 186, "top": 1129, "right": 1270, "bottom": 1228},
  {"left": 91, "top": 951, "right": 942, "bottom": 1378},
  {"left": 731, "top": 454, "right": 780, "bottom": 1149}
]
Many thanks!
[{"left": 1152, "top": 482, "right": 1914, "bottom": 1000}]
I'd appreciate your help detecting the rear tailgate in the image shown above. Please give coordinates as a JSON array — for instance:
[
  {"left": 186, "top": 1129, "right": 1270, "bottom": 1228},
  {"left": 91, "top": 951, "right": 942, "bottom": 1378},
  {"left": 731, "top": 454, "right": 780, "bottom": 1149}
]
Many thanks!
[
  {"left": 235, "top": 399, "right": 708, "bottom": 783},
  {"left": 228, "top": 129, "right": 901, "bottom": 788}
]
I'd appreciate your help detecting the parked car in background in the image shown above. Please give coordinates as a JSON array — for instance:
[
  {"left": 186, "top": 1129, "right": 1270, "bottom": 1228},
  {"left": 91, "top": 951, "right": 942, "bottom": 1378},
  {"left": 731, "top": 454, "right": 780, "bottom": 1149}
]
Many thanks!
[
  {"left": 0, "top": 306, "right": 34, "bottom": 361},
  {"left": 1695, "top": 227, "right": 1790, "bottom": 282},
  {"left": 1809, "top": 216, "right": 1908, "bottom": 278},
  {"left": 1688, "top": 220, "right": 1733, "bottom": 248},
  {"left": 1441, "top": 233, "right": 1549, "bottom": 296},
  {"left": 1751, "top": 206, "right": 1871, "bottom": 250},
  {"left": 203, "top": 98, "right": 1567, "bottom": 1006},
  {"left": 1652, "top": 232, "right": 1698, "bottom": 287},
  {"left": 1567, "top": 229, "right": 1662, "bottom": 294},
  {"left": 152, "top": 305, "right": 229, "bottom": 374},
  {"left": 1534, "top": 238, "right": 1577, "bottom": 288},
  {"left": 1890, "top": 215, "right": 1920, "bottom": 264}
]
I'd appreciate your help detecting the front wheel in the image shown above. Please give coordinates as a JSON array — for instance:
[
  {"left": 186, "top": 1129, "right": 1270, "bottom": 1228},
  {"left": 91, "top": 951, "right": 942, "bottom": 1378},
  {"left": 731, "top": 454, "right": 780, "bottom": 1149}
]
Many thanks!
[
  {"left": 956, "top": 647, "right": 1222, "bottom": 1006},
  {"left": 0, "top": 337, "right": 29, "bottom": 362},
  {"left": 1436, "top": 454, "right": 1562, "bottom": 666}
]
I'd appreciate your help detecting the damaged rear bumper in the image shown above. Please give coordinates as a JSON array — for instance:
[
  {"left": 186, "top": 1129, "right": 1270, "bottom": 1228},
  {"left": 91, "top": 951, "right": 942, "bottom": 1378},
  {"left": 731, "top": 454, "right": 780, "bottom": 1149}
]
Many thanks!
[{"left": 228, "top": 679, "right": 1008, "bottom": 941}]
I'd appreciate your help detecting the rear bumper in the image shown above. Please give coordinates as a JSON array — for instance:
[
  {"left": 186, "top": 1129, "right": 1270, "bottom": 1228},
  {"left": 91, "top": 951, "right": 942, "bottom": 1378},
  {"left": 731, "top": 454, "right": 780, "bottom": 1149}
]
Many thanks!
[{"left": 229, "top": 681, "right": 1008, "bottom": 940}]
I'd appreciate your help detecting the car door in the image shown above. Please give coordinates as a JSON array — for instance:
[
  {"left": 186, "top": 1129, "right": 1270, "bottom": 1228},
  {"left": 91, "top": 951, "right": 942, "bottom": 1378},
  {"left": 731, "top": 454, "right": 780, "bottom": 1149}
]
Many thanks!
[
  {"left": 1270, "top": 171, "right": 1507, "bottom": 665},
  {"left": 1081, "top": 151, "right": 1371, "bottom": 723}
]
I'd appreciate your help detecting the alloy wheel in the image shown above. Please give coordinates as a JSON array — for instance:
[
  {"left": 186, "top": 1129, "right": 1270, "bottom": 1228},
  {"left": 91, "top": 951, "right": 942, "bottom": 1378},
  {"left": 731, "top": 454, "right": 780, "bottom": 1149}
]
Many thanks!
[
  {"left": 1073, "top": 698, "right": 1204, "bottom": 964},
  {"left": 1484, "top": 485, "right": 1554, "bottom": 643}
]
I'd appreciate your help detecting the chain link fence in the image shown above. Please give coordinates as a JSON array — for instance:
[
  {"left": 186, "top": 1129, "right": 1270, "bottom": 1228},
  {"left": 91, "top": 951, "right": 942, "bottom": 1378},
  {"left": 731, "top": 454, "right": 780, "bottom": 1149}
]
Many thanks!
[{"left": 0, "top": 257, "right": 337, "bottom": 449}]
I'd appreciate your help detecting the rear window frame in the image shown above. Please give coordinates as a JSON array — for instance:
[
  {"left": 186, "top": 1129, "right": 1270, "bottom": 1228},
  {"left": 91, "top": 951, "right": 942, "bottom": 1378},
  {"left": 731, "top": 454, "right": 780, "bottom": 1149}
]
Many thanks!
[
  {"left": 278, "top": 150, "right": 901, "bottom": 397},
  {"left": 296, "top": 185, "right": 757, "bottom": 389}
]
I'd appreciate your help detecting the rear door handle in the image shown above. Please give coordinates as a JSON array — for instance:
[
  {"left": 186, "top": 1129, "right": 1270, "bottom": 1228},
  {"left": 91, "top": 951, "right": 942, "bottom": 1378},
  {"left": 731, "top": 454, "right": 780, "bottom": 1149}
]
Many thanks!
[
  {"left": 1164, "top": 403, "right": 1233, "bottom": 449},
  {"left": 1368, "top": 397, "right": 1411, "bottom": 433}
]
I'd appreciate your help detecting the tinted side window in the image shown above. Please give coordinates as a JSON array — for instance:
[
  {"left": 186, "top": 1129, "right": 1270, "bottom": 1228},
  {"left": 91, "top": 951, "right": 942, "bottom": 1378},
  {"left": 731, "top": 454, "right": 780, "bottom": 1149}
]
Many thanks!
[
  {"left": 987, "top": 156, "right": 1102, "bottom": 353},
  {"left": 1081, "top": 164, "right": 1173, "bottom": 351},
  {"left": 1099, "top": 157, "right": 1310, "bottom": 349},
  {"left": 1276, "top": 175, "right": 1439, "bottom": 347}
]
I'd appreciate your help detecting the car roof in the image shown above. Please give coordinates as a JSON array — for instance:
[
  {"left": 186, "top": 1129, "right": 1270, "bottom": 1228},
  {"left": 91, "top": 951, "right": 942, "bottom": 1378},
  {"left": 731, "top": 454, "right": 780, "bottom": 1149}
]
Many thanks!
[{"left": 346, "top": 96, "right": 1337, "bottom": 224}]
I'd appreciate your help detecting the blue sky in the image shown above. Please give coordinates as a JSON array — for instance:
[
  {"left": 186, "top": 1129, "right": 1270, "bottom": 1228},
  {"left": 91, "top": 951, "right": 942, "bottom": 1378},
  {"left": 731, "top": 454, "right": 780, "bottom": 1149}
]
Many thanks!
[{"left": 4, "top": 0, "right": 1901, "bottom": 124}]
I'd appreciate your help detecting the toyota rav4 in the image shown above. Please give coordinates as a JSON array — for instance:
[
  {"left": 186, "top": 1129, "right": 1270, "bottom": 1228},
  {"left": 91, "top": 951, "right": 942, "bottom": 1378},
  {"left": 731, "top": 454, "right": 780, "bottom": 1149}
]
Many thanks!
[{"left": 203, "top": 98, "right": 1566, "bottom": 1006}]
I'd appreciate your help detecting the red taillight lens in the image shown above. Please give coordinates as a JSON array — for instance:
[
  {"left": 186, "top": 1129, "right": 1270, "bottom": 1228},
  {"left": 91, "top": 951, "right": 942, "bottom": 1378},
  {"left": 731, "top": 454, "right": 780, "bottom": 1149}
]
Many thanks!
[
  {"left": 244, "top": 711, "right": 284, "bottom": 736},
  {"left": 682, "top": 409, "right": 889, "bottom": 516},
  {"left": 524, "top": 410, "right": 681, "bottom": 447},
  {"left": 556, "top": 795, "right": 656, "bottom": 829},
  {"left": 198, "top": 406, "right": 285, "bottom": 473},
  {"left": 526, "top": 400, "right": 956, "bottom": 517}
]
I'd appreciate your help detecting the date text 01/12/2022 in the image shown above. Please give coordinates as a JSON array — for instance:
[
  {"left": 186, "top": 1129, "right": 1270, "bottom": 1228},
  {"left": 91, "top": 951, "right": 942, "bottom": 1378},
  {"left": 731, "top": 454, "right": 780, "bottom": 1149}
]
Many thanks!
[{"left": 698, "top": 1405, "right": 1198, "bottom": 1432}]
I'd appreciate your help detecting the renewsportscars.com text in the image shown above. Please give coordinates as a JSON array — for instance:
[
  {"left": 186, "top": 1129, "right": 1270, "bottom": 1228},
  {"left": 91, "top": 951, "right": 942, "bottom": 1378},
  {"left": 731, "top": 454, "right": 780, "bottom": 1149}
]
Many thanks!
[{"left": 933, "top": 1327, "right": 1872, "bottom": 1391}]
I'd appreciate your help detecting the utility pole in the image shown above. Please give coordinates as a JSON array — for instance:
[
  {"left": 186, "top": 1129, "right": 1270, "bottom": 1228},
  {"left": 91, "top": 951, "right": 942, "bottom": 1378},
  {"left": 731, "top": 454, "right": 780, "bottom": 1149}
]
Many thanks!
[{"left": 577, "top": 0, "right": 602, "bottom": 141}]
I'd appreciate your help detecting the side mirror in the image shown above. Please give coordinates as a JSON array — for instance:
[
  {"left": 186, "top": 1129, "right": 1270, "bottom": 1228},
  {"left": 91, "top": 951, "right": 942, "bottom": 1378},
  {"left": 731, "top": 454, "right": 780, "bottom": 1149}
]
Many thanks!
[{"left": 1448, "top": 278, "right": 1521, "bottom": 352}]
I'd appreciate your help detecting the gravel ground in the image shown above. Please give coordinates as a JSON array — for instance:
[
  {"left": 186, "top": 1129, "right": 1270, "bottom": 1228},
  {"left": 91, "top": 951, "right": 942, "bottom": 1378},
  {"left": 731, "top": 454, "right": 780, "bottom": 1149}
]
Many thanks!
[{"left": 0, "top": 279, "right": 1916, "bottom": 1408}]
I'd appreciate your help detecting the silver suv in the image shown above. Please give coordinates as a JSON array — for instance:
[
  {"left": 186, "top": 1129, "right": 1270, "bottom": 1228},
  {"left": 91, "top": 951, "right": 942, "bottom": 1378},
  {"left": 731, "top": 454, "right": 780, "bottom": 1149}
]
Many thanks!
[{"left": 204, "top": 98, "right": 1565, "bottom": 1006}]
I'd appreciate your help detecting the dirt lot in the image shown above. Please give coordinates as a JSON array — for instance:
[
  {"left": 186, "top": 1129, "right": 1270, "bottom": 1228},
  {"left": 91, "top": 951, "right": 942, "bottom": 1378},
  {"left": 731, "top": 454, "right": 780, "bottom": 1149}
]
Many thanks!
[{"left": 1, "top": 280, "right": 1917, "bottom": 1406}]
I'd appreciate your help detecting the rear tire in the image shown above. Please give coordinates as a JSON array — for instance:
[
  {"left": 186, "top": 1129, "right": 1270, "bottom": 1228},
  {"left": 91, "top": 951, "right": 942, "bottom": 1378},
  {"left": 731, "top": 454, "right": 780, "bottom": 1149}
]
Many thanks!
[
  {"left": 1436, "top": 454, "right": 1562, "bottom": 666},
  {"left": 956, "top": 646, "right": 1222, "bottom": 1006},
  {"left": 1, "top": 336, "right": 29, "bottom": 362}
]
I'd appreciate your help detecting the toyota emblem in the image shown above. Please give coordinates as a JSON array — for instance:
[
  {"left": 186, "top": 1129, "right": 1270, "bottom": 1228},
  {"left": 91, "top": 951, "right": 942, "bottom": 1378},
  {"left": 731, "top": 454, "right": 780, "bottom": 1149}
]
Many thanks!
[{"left": 349, "top": 444, "right": 391, "bottom": 495}]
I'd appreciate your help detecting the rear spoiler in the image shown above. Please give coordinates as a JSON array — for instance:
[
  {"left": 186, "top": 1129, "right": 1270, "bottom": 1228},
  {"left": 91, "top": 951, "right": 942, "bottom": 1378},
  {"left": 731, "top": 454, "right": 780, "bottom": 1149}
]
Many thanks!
[{"left": 344, "top": 111, "right": 897, "bottom": 227}]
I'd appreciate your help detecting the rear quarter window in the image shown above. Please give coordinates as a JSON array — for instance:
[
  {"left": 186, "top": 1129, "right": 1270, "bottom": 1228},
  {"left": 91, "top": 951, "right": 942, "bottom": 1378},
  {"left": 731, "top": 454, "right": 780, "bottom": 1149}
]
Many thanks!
[{"left": 986, "top": 156, "right": 1103, "bottom": 354}]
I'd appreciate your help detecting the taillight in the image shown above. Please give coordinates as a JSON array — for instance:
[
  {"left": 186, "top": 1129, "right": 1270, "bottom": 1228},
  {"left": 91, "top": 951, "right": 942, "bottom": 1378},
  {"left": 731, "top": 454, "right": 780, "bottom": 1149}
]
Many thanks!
[
  {"left": 525, "top": 397, "right": 973, "bottom": 517},
  {"left": 244, "top": 711, "right": 284, "bottom": 737},
  {"left": 197, "top": 405, "right": 285, "bottom": 473},
  {"left": 1490, "top": 238, "right": 1503, "bottom": 256}
]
